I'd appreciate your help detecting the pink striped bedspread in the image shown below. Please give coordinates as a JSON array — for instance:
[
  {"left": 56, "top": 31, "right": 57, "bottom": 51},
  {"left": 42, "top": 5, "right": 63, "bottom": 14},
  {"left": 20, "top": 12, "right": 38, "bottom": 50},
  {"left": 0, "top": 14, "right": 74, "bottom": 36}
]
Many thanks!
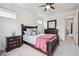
[{"left": 35, "top": 34, "right": 56, "bottom": 53}]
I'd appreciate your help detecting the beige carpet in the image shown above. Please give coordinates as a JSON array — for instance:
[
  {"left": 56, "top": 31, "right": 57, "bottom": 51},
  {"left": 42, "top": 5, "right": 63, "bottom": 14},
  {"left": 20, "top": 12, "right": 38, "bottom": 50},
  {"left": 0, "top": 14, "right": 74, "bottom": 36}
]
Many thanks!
[{"left": 1, "top": 37, "right": 79, "bottom": 56}]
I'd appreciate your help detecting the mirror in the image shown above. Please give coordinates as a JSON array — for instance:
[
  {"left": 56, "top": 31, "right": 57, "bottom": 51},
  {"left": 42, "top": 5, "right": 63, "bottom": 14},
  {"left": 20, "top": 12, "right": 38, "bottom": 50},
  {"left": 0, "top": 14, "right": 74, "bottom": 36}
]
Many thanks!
[{"left": 47, "top": 20, "right": 57, "bottom": 29}]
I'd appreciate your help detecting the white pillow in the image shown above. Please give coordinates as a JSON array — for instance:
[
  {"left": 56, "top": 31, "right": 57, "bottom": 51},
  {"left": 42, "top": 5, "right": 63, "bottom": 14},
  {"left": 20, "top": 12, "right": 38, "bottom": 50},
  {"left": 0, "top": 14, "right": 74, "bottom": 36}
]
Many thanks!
[
  {"left": 27, "top": 30, "right": 32, "bottom": 35},
  {"left": 24, "top": 31, "right": 32, "bottom": 35},
  {"left": 36, "top": 30, "right": 40, "bottom": 34},
  {"left": 24, "top": 31, "right": 28, "bottom": 35},
  {"left": 31, "top": 31, "right": 37, "bottom": 35}
]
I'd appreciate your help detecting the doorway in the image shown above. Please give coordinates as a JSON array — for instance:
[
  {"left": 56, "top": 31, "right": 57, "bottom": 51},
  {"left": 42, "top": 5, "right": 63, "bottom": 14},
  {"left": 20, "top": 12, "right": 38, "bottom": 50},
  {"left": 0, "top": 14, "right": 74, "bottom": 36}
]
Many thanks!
[{"left": 65, "top": 17, "right": 74, "bottom": 40}]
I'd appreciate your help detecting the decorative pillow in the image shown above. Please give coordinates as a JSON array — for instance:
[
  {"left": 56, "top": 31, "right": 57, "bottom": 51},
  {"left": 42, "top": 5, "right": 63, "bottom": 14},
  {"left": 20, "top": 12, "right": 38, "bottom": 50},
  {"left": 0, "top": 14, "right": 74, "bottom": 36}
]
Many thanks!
[
  {"left": 31, "top": 31, "right": 37, "bottom": 35},
  {"left": 24, "top": 31, "right": 28, "bottom": 35},
  {"left": 27, "top": 29, "right": 32, "bottom": 35},
  {"left": 37, "top": 31, "right": 40, "bottom": 34},
  {"left": 28, "top": 31, "right": 32, "bottom": 35},
  {"left": 24, "top": 28, "right": 32, "bottom": 35},
  {"left": 24, "top": 29, "right": 40, "bottom": 35}
]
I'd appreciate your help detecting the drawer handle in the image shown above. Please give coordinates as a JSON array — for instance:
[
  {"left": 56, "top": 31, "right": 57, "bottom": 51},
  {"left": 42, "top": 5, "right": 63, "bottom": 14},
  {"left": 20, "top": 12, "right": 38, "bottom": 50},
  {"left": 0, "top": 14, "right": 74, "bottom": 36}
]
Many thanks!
[
  {"left": 10, "top": 39, "right": 13, "bottom": 40},
  {"left": 16, "top": 38, "right": 20, "bottom": 39}
]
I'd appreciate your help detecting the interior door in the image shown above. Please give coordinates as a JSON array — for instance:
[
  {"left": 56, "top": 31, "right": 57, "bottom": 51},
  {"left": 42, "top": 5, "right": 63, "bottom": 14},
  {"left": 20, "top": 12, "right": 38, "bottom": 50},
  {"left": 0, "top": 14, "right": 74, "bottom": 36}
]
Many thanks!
[
  {"left": 66, "top": 18, "right": 74, "bottom": 37},
  {"left": 73, "top": 11, "right": 78, "bottom": 45}
]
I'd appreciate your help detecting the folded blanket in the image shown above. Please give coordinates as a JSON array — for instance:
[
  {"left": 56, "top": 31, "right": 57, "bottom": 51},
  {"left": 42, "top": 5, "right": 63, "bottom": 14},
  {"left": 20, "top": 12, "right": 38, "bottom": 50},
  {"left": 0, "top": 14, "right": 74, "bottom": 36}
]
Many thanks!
[{"left": 35, "top": 34, "right": 56, "bottom": 53}]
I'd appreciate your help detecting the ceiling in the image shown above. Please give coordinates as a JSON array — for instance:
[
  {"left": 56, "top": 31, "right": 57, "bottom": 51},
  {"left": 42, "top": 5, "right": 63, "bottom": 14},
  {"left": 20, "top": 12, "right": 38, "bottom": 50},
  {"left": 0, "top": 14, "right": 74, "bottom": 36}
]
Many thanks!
[
  {"left": 0, "top": 3, "right": 79, "bottom": 17},
  {"left": 14, "top": 3, "right": 79, "bottom": 17},
  {"left": 0, "top": 3, "right": 16, "bottom": 12}
]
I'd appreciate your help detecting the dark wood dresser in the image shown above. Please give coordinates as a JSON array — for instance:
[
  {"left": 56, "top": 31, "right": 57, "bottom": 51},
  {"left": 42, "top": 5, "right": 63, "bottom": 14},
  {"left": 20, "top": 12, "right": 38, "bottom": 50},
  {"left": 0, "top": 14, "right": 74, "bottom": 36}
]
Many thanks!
[
  {"left": 6, "top": 36, "right": 21, "bottom": 52},
  {"left": 44, "top": 28, "right": 58, "bottom": 34}
]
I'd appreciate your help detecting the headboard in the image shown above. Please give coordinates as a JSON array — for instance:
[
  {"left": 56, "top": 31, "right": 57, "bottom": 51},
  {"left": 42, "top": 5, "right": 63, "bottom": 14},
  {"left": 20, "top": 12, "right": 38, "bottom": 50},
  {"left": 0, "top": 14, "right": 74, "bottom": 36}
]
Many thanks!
[{"left": 21, "top": 24, "right": 37, "bottom": 44}]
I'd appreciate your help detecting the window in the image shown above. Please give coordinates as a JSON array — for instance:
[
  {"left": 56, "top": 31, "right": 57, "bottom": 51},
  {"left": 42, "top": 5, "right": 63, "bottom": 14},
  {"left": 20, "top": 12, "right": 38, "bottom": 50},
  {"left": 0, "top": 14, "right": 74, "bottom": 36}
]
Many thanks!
[{"left": 0, "top": 8, "right": 16, "bottom": 19}]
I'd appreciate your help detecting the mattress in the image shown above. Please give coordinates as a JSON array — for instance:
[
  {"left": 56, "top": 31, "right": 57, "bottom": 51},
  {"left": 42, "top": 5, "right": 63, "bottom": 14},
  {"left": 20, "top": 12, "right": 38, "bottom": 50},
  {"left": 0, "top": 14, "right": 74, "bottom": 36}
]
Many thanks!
[{"left": 23, "top": 34, "right": 44, "bottom": 45}]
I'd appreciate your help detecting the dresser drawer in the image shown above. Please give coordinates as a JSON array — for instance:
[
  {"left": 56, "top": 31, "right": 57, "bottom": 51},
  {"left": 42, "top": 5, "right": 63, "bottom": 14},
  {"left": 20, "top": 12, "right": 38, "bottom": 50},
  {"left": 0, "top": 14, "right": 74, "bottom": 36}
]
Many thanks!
[
  {"left": 8, "top": 40, "right": 20, "bottom": 45},
  {"left": 7, "top": 37, "right": 20, "bottom": 42},
  {"left": 6, "top": 36, "right": 21, "bottom": 52},
  {"left": 8, "top": 43, "right": 20, "bottom": 48},
  {"left": 44, "top": 29, "right": 58, "bottom": 34}
]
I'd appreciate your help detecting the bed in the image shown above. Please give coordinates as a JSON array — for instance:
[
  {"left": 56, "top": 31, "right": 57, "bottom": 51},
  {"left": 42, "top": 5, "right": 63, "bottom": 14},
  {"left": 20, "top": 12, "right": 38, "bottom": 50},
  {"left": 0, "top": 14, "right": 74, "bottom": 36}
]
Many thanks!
[{"left": 21, "top": 24, "right": 59, "bottom": 56}]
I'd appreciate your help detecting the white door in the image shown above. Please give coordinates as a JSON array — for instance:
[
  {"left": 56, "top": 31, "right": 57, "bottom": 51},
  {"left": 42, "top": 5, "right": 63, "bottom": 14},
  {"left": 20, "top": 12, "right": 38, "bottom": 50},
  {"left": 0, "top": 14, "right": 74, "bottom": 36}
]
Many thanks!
[
  {"left": 66, "top": 18, "right": 74, "bottom": 37},
  {"left": 73, "top": 10, "right": 78, "bottom": 45}
]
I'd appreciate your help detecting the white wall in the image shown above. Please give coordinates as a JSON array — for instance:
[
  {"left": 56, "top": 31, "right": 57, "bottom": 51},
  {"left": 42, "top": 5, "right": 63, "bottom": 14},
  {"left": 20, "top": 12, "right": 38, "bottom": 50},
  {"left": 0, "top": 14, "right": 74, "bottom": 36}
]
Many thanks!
[
  {"left": 0, "top": 6, "right": 39, "bottom": 50},
  {"left": 36, "top": 16, "right": 44, "bottom": 33},
  {"left": 43, "top": 10, "right": 77, "bottom": 41},
  {"left": 0, "top": 17, "right": 21, "bottom": 50},
  {"left": 0, "top": 19, "right": 5, "bottom": 50},
  {"left": 16, "top": 7, "right": 37, "bottom": 26}
]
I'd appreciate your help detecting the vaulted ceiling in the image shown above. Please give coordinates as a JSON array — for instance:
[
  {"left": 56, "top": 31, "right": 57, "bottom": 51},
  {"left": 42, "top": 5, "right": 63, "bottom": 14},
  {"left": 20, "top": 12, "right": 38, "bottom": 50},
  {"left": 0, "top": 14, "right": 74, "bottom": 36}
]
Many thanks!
[
  {"left": 14, "top": 3, "right": 79, "bottom": 17},
  {"left": 0, "top": 3, "right": 79, "bottom": 17}
]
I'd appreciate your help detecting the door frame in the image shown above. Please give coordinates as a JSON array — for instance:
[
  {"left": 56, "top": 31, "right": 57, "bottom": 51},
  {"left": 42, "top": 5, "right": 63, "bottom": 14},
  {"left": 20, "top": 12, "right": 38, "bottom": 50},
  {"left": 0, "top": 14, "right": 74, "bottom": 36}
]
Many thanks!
[{"left": 65, "top": 17, "right": 74, "bottom": 37}]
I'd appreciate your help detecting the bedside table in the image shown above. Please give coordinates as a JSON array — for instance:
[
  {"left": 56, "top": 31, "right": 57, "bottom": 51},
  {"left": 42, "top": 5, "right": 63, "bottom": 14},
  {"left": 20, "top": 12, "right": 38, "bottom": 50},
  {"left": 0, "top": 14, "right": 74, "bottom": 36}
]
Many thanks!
[{"left": 6, "top": 36, "right": 21, "bottom": 52}]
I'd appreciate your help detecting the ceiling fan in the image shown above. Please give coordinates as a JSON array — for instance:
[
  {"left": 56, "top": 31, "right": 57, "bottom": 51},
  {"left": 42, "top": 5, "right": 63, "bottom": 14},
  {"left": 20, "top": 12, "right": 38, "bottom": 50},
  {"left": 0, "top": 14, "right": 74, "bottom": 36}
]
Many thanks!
[{"left": 39, "top": 3, "right": 55, "bottom": 12}]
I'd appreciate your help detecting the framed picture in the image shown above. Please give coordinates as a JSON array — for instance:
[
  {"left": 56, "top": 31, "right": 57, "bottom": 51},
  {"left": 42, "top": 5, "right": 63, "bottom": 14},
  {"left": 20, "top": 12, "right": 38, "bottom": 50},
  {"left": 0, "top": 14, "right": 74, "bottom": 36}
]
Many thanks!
[{"left": 47, "top": 20, "right": 57, "bottom": 29}]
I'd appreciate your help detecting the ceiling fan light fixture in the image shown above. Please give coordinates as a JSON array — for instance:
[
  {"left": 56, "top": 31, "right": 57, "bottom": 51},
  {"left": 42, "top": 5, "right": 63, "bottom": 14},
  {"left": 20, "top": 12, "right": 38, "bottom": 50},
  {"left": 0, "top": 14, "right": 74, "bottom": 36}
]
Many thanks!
[{"left": 46, "top": 5, "right": 50, "bottom": 9}]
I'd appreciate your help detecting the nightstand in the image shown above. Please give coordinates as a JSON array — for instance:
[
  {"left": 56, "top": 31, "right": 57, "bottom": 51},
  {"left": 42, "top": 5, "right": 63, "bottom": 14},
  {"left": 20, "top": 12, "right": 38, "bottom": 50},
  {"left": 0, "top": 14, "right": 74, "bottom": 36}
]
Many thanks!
[{"left": 6, "top": 36, "right": 21, "bottom": 52}]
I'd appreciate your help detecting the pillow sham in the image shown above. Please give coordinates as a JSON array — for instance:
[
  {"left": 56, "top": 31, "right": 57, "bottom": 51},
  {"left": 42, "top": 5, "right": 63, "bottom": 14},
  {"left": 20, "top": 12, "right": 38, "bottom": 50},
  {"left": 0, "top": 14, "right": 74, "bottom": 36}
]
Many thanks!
[
  {"left": 31, "top": 31, "right": 37, "bottom": 35},
  {"left": 24, "top": 29, "right": 41, "bottom": 35},
  {"left": 24, "top": 31, "right": 32, "bottom": 35},
  {"left": 24, "top": 31, "right": 28, "bottom": 35},
  {"left": 27, "top": 29, "right": 32, "bottom": 35}
]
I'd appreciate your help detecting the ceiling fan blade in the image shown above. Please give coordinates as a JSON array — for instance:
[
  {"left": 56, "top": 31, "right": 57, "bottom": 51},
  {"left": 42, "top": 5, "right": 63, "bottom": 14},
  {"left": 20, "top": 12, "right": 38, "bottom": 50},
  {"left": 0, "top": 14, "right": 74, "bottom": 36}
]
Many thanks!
[
  {"left": 39, "top": 5, "right": 46, "bottom": 7},
  {"left": 46, "top": 3, "right": 54, "bottom": 5},
  {"left": 44, "top": 8, "right": 47, "bottom": 12},
  {"left": 50, "top": 6, "right": 55, "bottom": 9}
]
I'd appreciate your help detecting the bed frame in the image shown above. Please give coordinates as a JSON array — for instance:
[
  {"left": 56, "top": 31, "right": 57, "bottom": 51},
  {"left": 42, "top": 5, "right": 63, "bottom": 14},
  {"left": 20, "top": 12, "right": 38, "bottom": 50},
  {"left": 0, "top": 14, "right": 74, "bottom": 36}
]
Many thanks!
[{"left": 21, "top": 24, "right": 59, "bottom": 56}]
